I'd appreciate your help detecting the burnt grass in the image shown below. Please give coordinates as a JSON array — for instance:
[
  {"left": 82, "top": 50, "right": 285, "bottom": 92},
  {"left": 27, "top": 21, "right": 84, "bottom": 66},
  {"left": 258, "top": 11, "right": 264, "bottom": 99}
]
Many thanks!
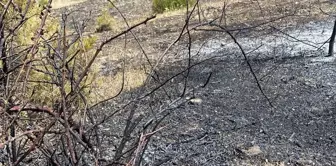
[
  {"left": 105, "top": 11, "right": 336, "bottom": 166},
  {"left": 141, "top": 51, "right": 336, "bottom": 165},
  {"left": 135, "top": 18, "right": 336, "bottom": 166}
]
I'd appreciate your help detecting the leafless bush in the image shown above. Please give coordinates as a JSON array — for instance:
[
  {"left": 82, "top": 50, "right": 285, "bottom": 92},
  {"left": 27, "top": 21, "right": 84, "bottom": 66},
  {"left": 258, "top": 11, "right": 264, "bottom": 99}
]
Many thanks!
[{"left": 0, "top": 0, "right": 210, "bottom": 165}]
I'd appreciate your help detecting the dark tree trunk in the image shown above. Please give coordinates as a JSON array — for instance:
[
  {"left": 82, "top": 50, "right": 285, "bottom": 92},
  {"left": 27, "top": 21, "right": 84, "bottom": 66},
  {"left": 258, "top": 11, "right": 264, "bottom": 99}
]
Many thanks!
[{"left": 328, "top": 18, "right": 336, "bottom": 57}]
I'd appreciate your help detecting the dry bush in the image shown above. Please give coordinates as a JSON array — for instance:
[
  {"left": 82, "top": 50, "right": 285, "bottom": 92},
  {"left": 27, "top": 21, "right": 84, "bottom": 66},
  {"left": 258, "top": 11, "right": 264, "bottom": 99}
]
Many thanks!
[
  {"left": 95, "top": 8, "right": 118, "bottom": 33},
  {"left": 0, "top": 0, "right": 200, "bottom": 165}
]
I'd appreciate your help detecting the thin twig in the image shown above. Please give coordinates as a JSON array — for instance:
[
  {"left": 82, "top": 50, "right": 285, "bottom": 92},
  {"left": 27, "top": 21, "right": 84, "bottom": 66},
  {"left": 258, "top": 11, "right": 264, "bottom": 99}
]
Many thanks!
[{"left": 211, "top": 23, "right": 273, "bottom": 107}]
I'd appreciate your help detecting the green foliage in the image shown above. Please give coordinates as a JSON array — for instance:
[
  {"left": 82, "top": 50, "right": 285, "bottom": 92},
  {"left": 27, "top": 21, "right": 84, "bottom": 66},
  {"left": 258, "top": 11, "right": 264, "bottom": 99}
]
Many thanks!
[
  {"left": 7, "top": 0, "right": 58, "bottom": 45},
  {"left": 1, "top": 0, "right": 104, "bottom": 106},
  {"left": 96, "top": 9, "right": 117, "bottom": 33},
  {"left": 28, "top": 35, "right": 99, "bottom": 105},
  {"left": 152, "top": 0, "right": 196, "bottom": 13},
  {"left": 37, "top": 0, "right": 49, "bottom": 6},
  {"left": 3, "top": 1, "right": 122, "bottom": 107}
]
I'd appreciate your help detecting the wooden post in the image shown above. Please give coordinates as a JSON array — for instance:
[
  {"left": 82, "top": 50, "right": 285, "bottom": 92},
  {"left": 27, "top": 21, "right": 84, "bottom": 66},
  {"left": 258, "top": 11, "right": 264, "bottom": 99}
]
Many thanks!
[{"left": 327, "top": 18, "right": 336, "bottom": 57}]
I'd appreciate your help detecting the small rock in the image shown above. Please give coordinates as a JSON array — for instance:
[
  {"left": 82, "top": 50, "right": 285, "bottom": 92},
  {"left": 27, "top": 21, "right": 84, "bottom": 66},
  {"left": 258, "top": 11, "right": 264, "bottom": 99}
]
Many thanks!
[
  {"left": 189, "top": 98, "right": 202, "bottom": 104},
  {"left": 236, "top": 144, "right": 263, "bottom": 156},
  {"left": 296, "top": 159, "right": 314, "bottom": 165},
  {"left": 243, "top": 145, "right": 262, "bottom": 156},
  {"left": 186, "top": 97, "right": 203, "bottom": 104}
]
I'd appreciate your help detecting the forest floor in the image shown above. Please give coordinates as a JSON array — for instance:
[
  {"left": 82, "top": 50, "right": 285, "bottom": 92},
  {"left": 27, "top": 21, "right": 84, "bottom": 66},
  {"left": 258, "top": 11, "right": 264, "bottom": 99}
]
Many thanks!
[{"left": 51, "top": 0, "right": 336, "bottom": 165}]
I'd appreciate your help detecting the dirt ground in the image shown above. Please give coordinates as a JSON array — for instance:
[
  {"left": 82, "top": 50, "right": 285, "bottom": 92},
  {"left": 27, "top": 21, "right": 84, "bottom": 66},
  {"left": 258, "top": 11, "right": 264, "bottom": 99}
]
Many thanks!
[{"left": 47, "top": 0, "right": 336, "bottom": 165}]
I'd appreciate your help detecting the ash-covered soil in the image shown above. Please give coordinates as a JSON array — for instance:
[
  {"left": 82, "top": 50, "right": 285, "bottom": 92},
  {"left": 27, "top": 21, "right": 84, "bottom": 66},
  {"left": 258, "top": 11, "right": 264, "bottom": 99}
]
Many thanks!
[
  {"left": 140, "top": 18, "right": 336, "bottom": 165},
  {"left": 143, "top": 55, "right": 336, "bottom": 166}
]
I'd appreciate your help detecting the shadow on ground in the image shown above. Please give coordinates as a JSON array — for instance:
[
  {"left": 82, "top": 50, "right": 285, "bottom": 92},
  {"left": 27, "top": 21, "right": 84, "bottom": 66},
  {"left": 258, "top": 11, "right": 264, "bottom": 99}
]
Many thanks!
[{"left": 143, "top": 49, "right": 336, "bottom": 165}]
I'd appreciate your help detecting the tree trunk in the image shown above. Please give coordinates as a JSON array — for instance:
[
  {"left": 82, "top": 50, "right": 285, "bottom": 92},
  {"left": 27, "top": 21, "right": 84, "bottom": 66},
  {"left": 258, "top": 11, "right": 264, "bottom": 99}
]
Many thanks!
[{"left": 327, "top": 18, "right": 336, "bottom": 57}]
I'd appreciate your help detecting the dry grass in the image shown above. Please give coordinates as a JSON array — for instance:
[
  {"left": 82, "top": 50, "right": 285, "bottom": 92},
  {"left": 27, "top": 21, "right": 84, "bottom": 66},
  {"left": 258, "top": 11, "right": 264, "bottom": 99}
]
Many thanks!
[
  {"left": 88, "top": 76, "right": 146, "bottom": 104},
  {"left": 51, "top": 0, "right": 87, "bottom": 9},
  {"left": 88, "top": 64, "right": 148, "bottom": 104},
  {"left": 150, "top": 0, "right": 336, "bottom": 28}
]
